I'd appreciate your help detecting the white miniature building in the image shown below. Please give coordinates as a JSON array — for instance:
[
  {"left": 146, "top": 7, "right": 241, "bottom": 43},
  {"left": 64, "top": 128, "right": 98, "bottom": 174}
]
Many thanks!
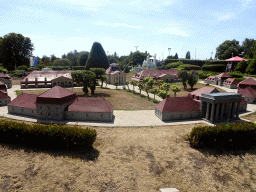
[{"left": 142, "top": 54, "right": 157, "bottom": 68}]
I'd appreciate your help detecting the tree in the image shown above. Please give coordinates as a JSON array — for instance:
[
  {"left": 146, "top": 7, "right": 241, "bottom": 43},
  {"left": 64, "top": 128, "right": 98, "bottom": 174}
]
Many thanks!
[
  {"left": 178, "top": 70, "right": 188, "bottom": 89},
  {"left": 235, "top": 60, "right": 248, "bottom": 73},
  {"left": 144, "top": 84, "right": 150, "bottom": 100},
  {"left": 125, "top": 80, "right": 130, "bottom": 90},
  {"left": 215, "top": 52, "right": 218, "bottom": 60},
  {"left": 53, "top": 58, "right": 72, "bottom": 66},
  {"left": 50, "top": 54, "right": 57, "bottom": 64},
  {"left": 242, "top": 38, "right": 256, "bottom": 58},
  {"left": 124, "top": 66, "right": 130, "bottom": 73},
  {"left": 77, "top": 51, "right": 89, "bottom": 66},
  {"left": 170, "top": 85, "right": 181, "bottom": 97},
  {"left": 150, "top": 88, "right": 159, "bottom": 101},
  {"left": 17, "top": 65, "right": 29, "bottom": 71},
  {"left": 42, "top": 56, "right": 50, "bottom": 66},
  {"left": 62, "top": 54, "right": 67, "bottom": 58},
  {"left": 67, "top": 51, "right": 78, "bottom": 67},
  {"left": 137, "top": 81, "right": 144, "bottom": 95},
  {"left": 71, "top": 70, "right": 96, "bottom": 95},
  {"left": 86, "top": 42, "right": 109, "bottom": 70},
  {"left": 174, "top": 53, "right": 179, "bottom": 59},
  {"left": 143, "top": 77, "right": 154, "bottom": 89},
  {"left": 128, "top": 51, "right": 147, "bottom": 66},
  {"left": 185, "top": 51, "right": 191, "bottom": 59},
  {"left": 0, "top": 33, "right": 34, "bottom": 70},
  {"left": 160, "top": 82, "right": 171, "bottom": 93},
  {"left": 157, "top": 90, "right": 170, "bottom": 99},
  {"left": 36, "top": 63, "right": 45, "bottom": 70},
  {"left": 99, "top": 75, "right": 108, "bottom": 88},
  {"left": 114, "top": 80, "right": 119, "bottom": 90},
  {"left": 154, "top": 80, "right": 164, "bottom": 90},
  {"left": 187, "top": 71, "right": 198, "bottom": 90},
  {"left": 89, "top": 68, "right": 105, "bottom": 80},
  {"left": 246, "top": 59, "right": 256, "bottom": 74},
  {"left": 130, "top": 80, "right": 137, "bottom": 93},
  {"left": 216, "top": 39, "right": 241, "bottom": 60}
]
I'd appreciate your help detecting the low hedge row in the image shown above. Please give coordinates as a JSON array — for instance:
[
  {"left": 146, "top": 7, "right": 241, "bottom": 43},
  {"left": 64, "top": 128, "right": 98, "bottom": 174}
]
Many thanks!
[
  {"left": 228, "top": 72, "right": 243, "bottom": 78},
  {"left": 0, "top": 119, "right": 97, "bottom": 149},
  {"left": 202, "top": 64, "right": 226, "bottom": 72},
  {"left": 177, "top": 64, "right": 201, "bottom": 71},
  {"left": 187, "top": 122, "right": 256, "bottom": 149}
]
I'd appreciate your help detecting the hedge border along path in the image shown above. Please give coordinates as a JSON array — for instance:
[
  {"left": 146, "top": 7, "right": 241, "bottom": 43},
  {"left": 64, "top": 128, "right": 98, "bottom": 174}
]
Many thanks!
[{"left": 0, "top": 119, "right": 97, "bottom": 149}]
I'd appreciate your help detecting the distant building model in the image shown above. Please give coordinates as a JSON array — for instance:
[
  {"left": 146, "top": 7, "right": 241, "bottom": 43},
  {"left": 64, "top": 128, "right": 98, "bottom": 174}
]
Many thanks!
[
  {"left": 0, "top": 90, "right": 11, "bottom": 106},
  {"left": 0, "top": 81, "right": 7, "bottom": 92},
  {"left": 20, "top": 71, "right": 74, "bottom": 89},
  {"left": 0, "top": 72, "right": 12, "bottom": 88},
  {"left": 142, "top": 55, "right": 157, "bottom": 68},
  {"left": 131, "top": 69, "right": 180, "bottom": 83},
  {"left": 105, "top": 63, "right": 126, "bottom": 85},
  {"left": 237, "top": 77, "right": 256, "bottom": 90},
  {"left": 222, "top": 78, "right": 239, "bottom": 89},
  {"left": 238, "top": 86, "right": 256, "bottom": 103},
  {"left": 188, "top": 87, "right": 219, "bottom": 102},
  {"left": 8, "top": 86, "right": 113, "bottom": 122}
]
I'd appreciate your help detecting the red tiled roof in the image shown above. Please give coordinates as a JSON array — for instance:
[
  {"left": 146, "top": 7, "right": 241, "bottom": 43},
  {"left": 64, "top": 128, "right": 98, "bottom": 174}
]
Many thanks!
[
  {"left": 0, "top": 81, "right": 5, "bottom": 85},
  {"left": 66, "top": 97, "right": 113, "bottom": 112},
  {"left": 132, "top": 69, "right": 178, "bottom": 81},
  {"left": 155, "top": 96, "right": 200, "bottom": 112},
  {"left": 205, "top": 76, "right": 216, "bottom": 80},
  {"left": 238, "top": 77, "right": 256, "bottom": 86},
  {"left": 36, "top": 86, "right": 76, "bottom": 104},
  {"left": 238, "top": 87, "right": 256, "bottom": 98},
  {"left": 0, "top": 73, "right": 11, "bottom": 79},
  {"left": 188, "top": 86, "right": 219, "bottom": 97},
  {"left": 7, "top": 93, "right": 37, "bottom": 109},
  {"left": 0, "top": 90, "right": 10, "bottom": 99},
  {"left": 105, "top": 63, "right": 123, "bottom": 75},
  {"left": 216, "top": 72, "right": 232, "bottom": 78},
  {"left": 224, "top": 78, "right": 239, "bottom": 85}
]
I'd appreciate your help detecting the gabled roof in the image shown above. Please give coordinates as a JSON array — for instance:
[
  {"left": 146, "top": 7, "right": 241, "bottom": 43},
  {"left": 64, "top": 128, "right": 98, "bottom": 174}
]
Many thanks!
[
  {"left": 188, "top": 86, "right": 219, "bottom": 97},
  {"left": 0, "top": 73, "right": 11, "bottom": 79},
  {"left": 105, "top": 63, "right": 123, "bottom": 75},
  {"left": 216, "top": 72, "right": 232, "bottom": 78},
  {"left": 238, "top": 86, "right": 256, "bottom": 98},
  {"left": 66, "top": 97, "right": 113, "bottom": 112},
  {"left": 51, "top": 75, "right": 72, "bottom": 81},
  {"left": 241, "top": 98, "right": 247, "bottom": 104},
  {"left": 205, "top": 76, "right": 216, "bottom": 80},
  {"left": 224, "top": 78, "right": 239, "bottom": 85},
  {"left": 132, "top": 69, "right": 178, "bottom": 81},
  {"left": 0, "top": 81, "right": 5, "bottom": 85},
  {"left": 238, "top": 77, "right": 256, "bottom": 85},
  {"left": 0, "top": 90, "right": 10, "bottom": 99},
  {"left": 36, "top": 86, "right": 76, "bottom": 104},
  {"left": 7, "top": 93, "right": 37, "bottom": 109},
  {"left": 155, "top": 96, "right": 200, "bottom": 112}
]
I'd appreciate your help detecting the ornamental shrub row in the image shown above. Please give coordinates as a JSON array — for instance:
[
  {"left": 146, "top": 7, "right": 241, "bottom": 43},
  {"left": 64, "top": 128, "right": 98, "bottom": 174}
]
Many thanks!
[
  {"left": 187, "top": 122, "right": 256, "bottom": 150},
  {"left": 202, "top": 64, "right": 226, "bottom": 72},
  {"left": 0, "top": 119, "right": 97, "bottom": 149},
  {"left": 177, "top": 64, "right": 201, "bottom": 71}
]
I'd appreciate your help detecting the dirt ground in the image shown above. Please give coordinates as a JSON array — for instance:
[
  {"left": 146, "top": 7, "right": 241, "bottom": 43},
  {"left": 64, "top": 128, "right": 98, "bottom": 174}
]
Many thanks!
[{"left": 1, "top": 122, "right": 256, "bottom": 192}]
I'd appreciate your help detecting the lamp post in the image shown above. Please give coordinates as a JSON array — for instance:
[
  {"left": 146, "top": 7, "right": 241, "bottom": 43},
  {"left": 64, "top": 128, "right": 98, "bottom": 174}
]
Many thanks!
[
  {"left": 211, "top": 52, "right": 213, "bottom": 60},
  {"left": 168, "top": 48, "right": 171, "bottom": 57},
  {"left": 134, "top": 46, "right": 139, "bottom": 51}
]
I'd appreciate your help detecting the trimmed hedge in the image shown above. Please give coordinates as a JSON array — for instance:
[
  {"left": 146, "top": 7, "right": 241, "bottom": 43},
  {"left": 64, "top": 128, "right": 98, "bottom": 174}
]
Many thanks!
[
  {"left": 228, "top": 71, "right": 243, "bottom": 78},
  {"left": 187, "top": 122, "right": 256, "bottom": 150},
  {"left": 73, "top": 66, "right": 86, "bottom": 70},
  {"left": 177, "top": 64, "right": 201, "bottom": 71},
  {"left": 0, "top": 119, "right": 97, "bottom": 149},
  {"left": 202, "top": 64, "right": 226, "bottom": 72}
]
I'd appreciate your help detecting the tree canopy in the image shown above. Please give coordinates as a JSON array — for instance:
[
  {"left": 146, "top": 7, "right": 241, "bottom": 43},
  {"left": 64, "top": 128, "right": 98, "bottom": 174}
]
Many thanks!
[
  {"left": 77, "top": 51, "right": 89, "bottom": 66},
  {"left": 242, "top": 38, "right": 256, "bottom": 59},
  {"left": 53, "top": 58, "right": 72, "bottom": 66},
  {"left": 216, "top": 39, "right": 241, "bottom": 60},
  {"left": 246, "top": 59, "right": 256, "bottom": 74},
  {"left": 71, "top": 70, "right": 96, "bottom": 94},
  {"left": 0, "top": 33, "right": 34, "bottom": 70},
  {"left": 185, "top": 51, "right": 190, "bottom": 59},
  {"left": 86, "top": 42, "right": 109, "bottom": 70},
  {"left": 235, "top": 60, "right": 248, "bottom": 73}
]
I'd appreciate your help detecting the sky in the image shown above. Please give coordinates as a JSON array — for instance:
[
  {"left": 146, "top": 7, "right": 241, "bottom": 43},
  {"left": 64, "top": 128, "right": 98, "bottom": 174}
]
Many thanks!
[{"left": 1, "top": 0, "right": 256, "bottom": 61}]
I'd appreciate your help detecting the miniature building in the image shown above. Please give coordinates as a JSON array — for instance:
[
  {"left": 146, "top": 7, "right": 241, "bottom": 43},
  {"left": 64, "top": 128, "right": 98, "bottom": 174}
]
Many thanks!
[
  {"left": 131, "top": 69, "right": 180, "bottom": 83},
  {"left": 204, "top": 76, "right": 216, "bottom": 85},
  {"left": 204, "top": 72, "right": 232, "bottom": 86},
  {"left": 188, "top": 87, "right": 219, "bottom": 102},
  {"left": 201, "top": 92, "right": 243, "bottom": 123},
  {"left": 8, "top": 86, "right": 113, "bottom": 122},
  {"left": 0, "top": 72, "right": 12, "bottom": 88},
  {"left": 0, "top": 90, "right": 11, "bottom": 106},
  {"left": 0, "top": 81, "right": 7, "bottom": 92},
  {"left": 20, "top": 71, "right": 73, "bottom": 89},
  {"left": 105, "top": 63, "right": 126, "bottom": 85},
  {"left": 142, "top": 54, "right": 157, "bottom": 68},
  {"left": 238, "top": 86, "right": 256, "bottom": 103},
  {"left": 222, "top": 78, "right": 239, "bottom": 89},
  {"left": 237, "top": 77, "right": 256, "bottom": 90},
  {"left": 155, "top": 96, "right": 201, "bottom": 121}
]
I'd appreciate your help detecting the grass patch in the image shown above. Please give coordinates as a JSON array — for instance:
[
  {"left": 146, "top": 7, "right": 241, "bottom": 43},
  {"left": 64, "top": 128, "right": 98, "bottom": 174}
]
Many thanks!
[{"left": 15, "top": 90, "right": 21, "bottom": 96}]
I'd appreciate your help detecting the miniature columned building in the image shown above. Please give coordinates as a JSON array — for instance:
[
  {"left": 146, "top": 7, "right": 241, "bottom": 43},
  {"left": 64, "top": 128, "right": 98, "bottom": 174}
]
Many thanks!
[
  {"left": 105, "top": 63, "right": 126, "bottom": 85},
  {"left": 201, "top": 92, "right": 242, "bottom": 123}
]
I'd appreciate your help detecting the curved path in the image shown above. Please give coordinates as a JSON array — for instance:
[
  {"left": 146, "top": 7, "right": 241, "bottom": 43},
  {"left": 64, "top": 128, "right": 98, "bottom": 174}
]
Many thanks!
[{"left": 0, "top": 83, "right": 254, "bottom": 127}]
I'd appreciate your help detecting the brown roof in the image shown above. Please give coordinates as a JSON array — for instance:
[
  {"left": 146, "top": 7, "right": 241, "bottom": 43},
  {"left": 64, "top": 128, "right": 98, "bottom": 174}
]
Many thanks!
[
  {"left": 36, "top": 86, "right": 76, "bottom": 104},
  {"left": 238, "top": 77, "right": 256, "bottom": 86},
  {"left": 66, "top": 97, "right": 113, "bottom": 112},
  {"left": 155, "top": 96, "right": 200, "bottom": 112},
  {"left": 105, "top": 63, "right": 123, "bottom": 75},
  {"left": 238, "top": 87, "right": 256, "bottom": 98},
  {"left": 0, "top": 90, "right": 10, "bottom": 99},
  {"left": 0, "top": 81, "right": 5, "bottom": 85},
  {"left": 0, "top": 73, "right": 11, "bottom": 79},
  {"left": 216, "top": 72, "right": 232, "bottom": 78},
  {"left": 224, "top": 78, "right": 239, "bottom": 85},
  {"left": 7, "top": 93, "right": 37, "bottom": 109},
  {"left": 131, "top": 69, "right": 179, "bottom": 81},
  {"left": 188, "top": 86, "right": 219, "bottom": 97}
]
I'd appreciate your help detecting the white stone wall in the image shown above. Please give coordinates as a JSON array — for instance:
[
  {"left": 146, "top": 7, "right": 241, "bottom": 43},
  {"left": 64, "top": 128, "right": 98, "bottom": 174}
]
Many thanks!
[
  {"left": 0, "top": 98, "right": 11, "bottom": 106},
  {"left": 155, "top": 108, "right": 201, "bottom": 121},
  {"left": 8, "top": 106, "right": 37, "bottom": 117},
  {"left": 65, "top": 111, "right": 113, "bottom": 122}
]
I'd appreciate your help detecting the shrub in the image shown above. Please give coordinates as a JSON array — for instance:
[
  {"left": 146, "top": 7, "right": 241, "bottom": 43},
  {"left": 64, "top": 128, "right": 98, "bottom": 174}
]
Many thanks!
[
  {"left": 9, "top": 70, "right": 24, "bottom": 78},
  {"left": 198, "top": 72, "right": 209, "bottom": 79},
  {"left": 165, "top": 62, "right": 181, "bottom": 69},
  {"left": 246, "top": 59, "right": 256, "bottom": 74},
  {"left": 17, "top": 65, "right": 29, "bottom": 71},
  {"left": 235, "top": 60, "right": 248, "bottom": 73},
  {"left": 0, "top": 119, "right": 97, "bottom": 149},
  {"left": 73, "top": 66, "right": 86, "bottom": 70},
  {"left": 187, "top": 122, "right": 256, "bottom": 150},
  {"left": 234, "top": 77, "right": 246, "bottom": 82},
  {"left": 177, "top": 64, "right": 201, "bottom": 71},
  {"left": 228, "top": 71, "right": 243, "bottom": 78},
  {"left": 202, "top": 64, "right": 226, "bottom": 72}
]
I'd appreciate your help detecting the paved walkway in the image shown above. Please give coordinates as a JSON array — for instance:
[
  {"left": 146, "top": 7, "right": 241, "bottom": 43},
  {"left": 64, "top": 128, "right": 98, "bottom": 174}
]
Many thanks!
[{"left": 0, "top": 83, "right": 255, "bottom": 127}]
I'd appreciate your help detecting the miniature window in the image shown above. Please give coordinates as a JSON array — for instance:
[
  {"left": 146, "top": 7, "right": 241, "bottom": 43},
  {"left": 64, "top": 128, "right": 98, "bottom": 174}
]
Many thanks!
[{"left": 86, "top": 113, "right": 88, "bottom": 117}]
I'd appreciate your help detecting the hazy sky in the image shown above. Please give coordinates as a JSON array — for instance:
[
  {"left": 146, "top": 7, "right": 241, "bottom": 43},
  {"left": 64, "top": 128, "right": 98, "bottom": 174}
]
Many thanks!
[{"left": 1, "top": 0, "right": 256, "bottom": 60}]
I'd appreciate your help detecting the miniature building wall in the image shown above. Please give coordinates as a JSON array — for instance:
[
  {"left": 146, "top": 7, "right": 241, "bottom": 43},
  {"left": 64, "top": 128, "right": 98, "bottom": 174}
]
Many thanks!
[
  {"left": 8, "top": 106, "right": 37, "bottom": 118},
  {"left": 0, "top": 97, "right": 11, "bottom": 106},
  {"left": 155, "top": 109, "right": 201, "bottom": 121},
  {"left": 107, "top": 72, "right": 126, "bottom": 85},
  {"left": 65, "top": 111, "right": 113, "bottom": 122},
  {"left": 0, "top": 78, "right": 12, "bottom": 88}
]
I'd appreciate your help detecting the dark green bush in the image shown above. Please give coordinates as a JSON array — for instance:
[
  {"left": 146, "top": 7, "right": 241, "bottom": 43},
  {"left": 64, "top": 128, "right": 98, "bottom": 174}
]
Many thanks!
[
  {"left": 0, "top": 119, "right": 97, "bottom": 149},
  {"left": 202, "top": 64, "right": 226, "bottom": 72},
  {"left": 9, "top": 70, "right": 24, "bottom": 78},
  {"left": 187, "top": 122, "right": 256, "bottom": 150},
  {"left": 234, "top": 77, "right": 246, "bottom": 82},
  {"left": 165, "top": 62, "right": 181, "bottom": 69},
  {"left": 198, "top": 72, "right": 209, "bottom": 79},
  {"left": 177, "top": 64, "right": 201, "bottom": 71},
  {"left": 228, "top": 71, "right": 243, "bottom": 78},
  {"left": 73, "top": 66, "right": 86, "bottom": 70}
]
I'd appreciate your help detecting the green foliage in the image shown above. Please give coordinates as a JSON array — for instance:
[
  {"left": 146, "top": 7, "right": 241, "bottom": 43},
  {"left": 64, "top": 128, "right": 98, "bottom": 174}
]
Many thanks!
[
  {"left": 86, "top": 42, "right": 109, "bottom": 70},
  {"left": 0, "top": 67, "right": 8, "bottom": 73},
  {"left": 234, "top": 77, "right": 246, "bottom": 82},
  {"left": 165, "top": 62, "right": 181, "bottom": 69},
  {"left": 185, "top": 51, "right": 191, "bottom": 59},
  {"left": 77, "top": 51, "right": 89, "bottom": 66},
  {"left": 89, "top": 68, "right": 106, "bottom": 79},
  {"left": 17, "top": 65, "right": 29, "bottom": 71},
  {"left": 157, "top": 90, "right": 170, "bottom": 99},
  {"left": 216, "top": 39, "right": 242, "bottom": 60},
  {"left": 198, "top": 72, "right": 209, "bottom": 79},
  {"left": 124, "top": 65, "right": 130, "bottom": 73},
  {"left": 15, "top": 90, "right": 21, "bottom": 96},
  {"left": 114, "top": 80, "right": 118, "bottom": 89},
  {"left": 228, "top": 71, "right": 243, "bottom": 78},
  {"left": 150, "top": 88, "right": 159, "bottom": 101},
  {"left": 202, "top": 64, "right": 226, "bottom": 72},
  {"left": 177, "top": 70, "right": 188, "bottom": 89},
  {"left": 99, "top": 74, "right": 108, "bottom": 88},
  {"left": 142, "top": 77, "right": 154, "bottom": 89},
  {"left": 9, "top": 70, "right": 24, "bottom": 78},
  {"left": 177, "top": 64, "right": 201, "bottom": 71},
  {"left": 235, "top": 60, "right": 248, "bottom": 73},
  {"left": 187, "top": 122, "right": 256, "bottom": 150},
  {"left": 0, "top": 119, "right": 97, "bottom": 149},
  {"left": 242, "top": 38, "right": 256, "bottom": 59},
  {"left": 72, "top": 66, "right": 86, "bottom": 70},
  {"left": 36, "top": 63, "right": 45, "bottom": 70},
  {"left": 187, "top": 71, "right": 198, "bottom": 90},
  {"left": 137, "top": 82, "right": 144, "bottom": 95},
  {"left": 130, "top": 80, "right": 137, "bottom": 93},
  {"left": 246, "top": 59, "right": 256, "bottom": 74},
  {"left": 67, "top": 50, "right": 78, "bottom": 66},
  {"left": 128, "top": 51, "right": 147, "bottom": 66},
  {"left": 160, "top": 82, "right": 171, "bottom": 92},
  {"left": 50, "top": 66, "right": 71, "bottom": 70},
  {"left": 170, "top": 85, "right": 181, "bottom": 97},
  {"left": 53, "top": 58, "right": 72, "bottom": 66},
  {"left": 0, "top": 33, "right": 34, "bottom": 70}
]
